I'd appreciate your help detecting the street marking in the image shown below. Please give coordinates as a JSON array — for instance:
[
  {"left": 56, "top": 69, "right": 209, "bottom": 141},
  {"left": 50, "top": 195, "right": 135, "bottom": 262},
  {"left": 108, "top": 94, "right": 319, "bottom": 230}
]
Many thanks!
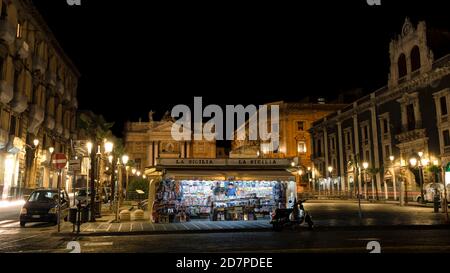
[
  {"left": 0, "top": 220, "right": 15, "bottom": 226},
  {"left": 106, "top": 224, "right": 112, "bottom": 232},
  {"left": 162, "top": 224, "right": 167, "bottom": 231},
  {"left": 118, "top": 224, "right": 123, "bottom": 232},
  {"left": 190, "top": 223, "right": 201, "bottom": 230},
  {"left": 84, "top": 242, "right": 113, "bottom": 247},
  {"left": 171, "top": 224, "right": 179, "bottom": 230},
  {"left": 150, "top": 223, "right": 155, "bottom": 231},
  {"left": 210, "top": 223, "right": 223, "bottom": 229},
  {"left": 139, "top": 223, "right": 143, "bottom": 231},
  {"left": 181, "top": 223, "right": 189, "bottom": 230},
  {"left": 0, "top": 221, "right": 19, "bottom": 228},
  {"left": 130, "top": 223, "right": 134, "bottom": 232},
  {"left": 0, "top": 234, "right": 40, "bottom": 248},
  {"left": 254, "top": 222, "right": 270, "bottom": 228}
]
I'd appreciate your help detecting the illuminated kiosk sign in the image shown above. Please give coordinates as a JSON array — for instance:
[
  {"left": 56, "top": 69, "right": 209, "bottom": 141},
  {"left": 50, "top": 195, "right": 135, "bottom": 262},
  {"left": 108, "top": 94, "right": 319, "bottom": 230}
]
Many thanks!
[{"left": 157, "top": 158, "right": 292, "bottom": 168}]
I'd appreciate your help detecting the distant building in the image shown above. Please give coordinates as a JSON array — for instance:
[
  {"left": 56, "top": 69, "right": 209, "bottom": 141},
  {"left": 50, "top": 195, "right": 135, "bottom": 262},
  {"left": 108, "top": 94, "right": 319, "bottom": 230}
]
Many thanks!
[
  {"left": 230, "top": 101, "right": 345, "bottom": 192},
  {"left": 123, "top": 111, "right": 216, "bottom": 174},
  {"left": 0, "top": 0, "right": 79, "bottom": 200},
  {"left": 310, "top": 18, "right": 450, "bottom": 201}
]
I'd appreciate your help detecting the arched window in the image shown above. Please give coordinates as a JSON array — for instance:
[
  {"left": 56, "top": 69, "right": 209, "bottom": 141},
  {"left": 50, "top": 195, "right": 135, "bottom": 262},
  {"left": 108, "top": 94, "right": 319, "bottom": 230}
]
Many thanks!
[
  {"left": 398, "top": 54, "right": 407, "bottom": 79},
  {"left": 411, "top": 46, "right": 421, "bottom": 72}
]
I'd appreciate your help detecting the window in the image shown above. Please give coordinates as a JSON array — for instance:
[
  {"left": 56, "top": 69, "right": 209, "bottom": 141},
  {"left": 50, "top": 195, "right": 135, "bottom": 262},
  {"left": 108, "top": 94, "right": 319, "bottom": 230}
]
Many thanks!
[
  {"left": 296, "top": 121, "right": 305, "bottom": 131},
  {"left": 297, "top": 141, "right": 306, "bottom": 154},
  {"left": 406, "top": 104, "right": 416, "bottom": 130},
  {"left": 135, "top": 159, "right": 142, "bottom": 170},
  {"left": 444, "top": 130, "right": 450, "bottom": 147},
  {"left": 398, "top": 54, "right": 407, "bottom": 79},
  {"left": 383, "top": 119, "right": 389, "bottom": 135},
  {"left": 440, "top": 96, "right": 448, "bottom": 116},
  {"left": 411, "top": 46, "right": 421, "bottom": 72}
]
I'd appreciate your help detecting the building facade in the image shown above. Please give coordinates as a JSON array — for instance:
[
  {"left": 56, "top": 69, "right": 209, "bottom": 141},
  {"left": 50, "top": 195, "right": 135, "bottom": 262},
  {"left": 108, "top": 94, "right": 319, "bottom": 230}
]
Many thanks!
[
  {"left": 0, "top": 0, "right": 79, "bottom": 200},
  {"left": 230, "top": 101, "right": 345, "bottom": 192},
  {"left": 123, "top": 111, "right": 216, "bottom": 174},
  {"left": 310, "top": 18, "right": 450, "bottom": 200}
]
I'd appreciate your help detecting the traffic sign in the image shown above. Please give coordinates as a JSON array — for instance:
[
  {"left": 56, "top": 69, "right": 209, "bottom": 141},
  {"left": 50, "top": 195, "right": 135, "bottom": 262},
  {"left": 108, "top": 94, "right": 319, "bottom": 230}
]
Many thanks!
[
  {"left": 69, "top": 159, "right": 81, "bottom": 172},
  {"left": 52, "top": 153, "right": 68, "bottom": 170}
]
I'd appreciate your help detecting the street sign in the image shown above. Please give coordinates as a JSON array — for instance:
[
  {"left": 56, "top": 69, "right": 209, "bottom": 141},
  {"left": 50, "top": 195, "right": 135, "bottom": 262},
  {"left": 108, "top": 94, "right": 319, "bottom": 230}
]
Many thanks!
[
  {"left": 69, "top": 159, "right": 81, "bottom": 172},
  {"left": 52, "top": 153, "right": 68, "bottom": 170}
]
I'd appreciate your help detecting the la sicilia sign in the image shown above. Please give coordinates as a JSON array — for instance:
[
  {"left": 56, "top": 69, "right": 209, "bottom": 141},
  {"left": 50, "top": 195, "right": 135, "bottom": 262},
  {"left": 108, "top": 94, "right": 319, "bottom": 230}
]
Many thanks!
[{"left": 157, "top": 158, "right": 292, "bottom": 168}]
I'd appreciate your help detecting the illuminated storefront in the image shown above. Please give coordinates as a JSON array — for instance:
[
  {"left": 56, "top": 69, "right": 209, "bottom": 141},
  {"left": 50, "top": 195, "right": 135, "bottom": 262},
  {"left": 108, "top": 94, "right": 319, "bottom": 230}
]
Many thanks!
[{"left": 150, "top": 158, "right": 296, "bottom": 223}]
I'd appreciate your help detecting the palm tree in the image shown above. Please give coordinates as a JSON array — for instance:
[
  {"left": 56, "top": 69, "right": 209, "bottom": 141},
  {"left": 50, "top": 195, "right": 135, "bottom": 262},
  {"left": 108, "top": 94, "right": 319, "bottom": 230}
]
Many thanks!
[
  {"left": 77, "top": 111, "right": 114, "bottom": 222},
  {"left": 367, "top": 167, "right": 381, "bottom": 201}
]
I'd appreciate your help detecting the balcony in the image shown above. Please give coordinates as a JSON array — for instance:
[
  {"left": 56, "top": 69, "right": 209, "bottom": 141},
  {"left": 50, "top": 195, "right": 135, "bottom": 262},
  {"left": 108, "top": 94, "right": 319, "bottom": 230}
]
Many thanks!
[
  {"left": 54, "top": 122, "right": 63, "bottom": 135},
  {"left": 0, "top": 80, "right": 13, "bottom": 104},
  {"left": 0, "top": 19, "right": 15, "bottom": 44},
  {"left": 0, "top": 128, "right": 8, "bottom": 149},
  {"left": 395, "top": 122, "right": 426, "bottom": 143},
  {"left": 44, "top": 114, "right": 55, "bottom": 130},
  {"left": 56, "top": 80, "right": 64, "bottom": 97},
  {"left": 63, "top": 88, "right": 72, "bottom": 103},
  {"left": 63, "top": 128, "right": 70, "bottom": 140},
  {"left": 15, "top": 39, "right": 29, "bottom": 59},
  {"left": 10, "top": 92, "right": 28, "bottom": 113},
  {"left": 28, "top": 104, "right": 45, "bottom": 135},
  {"left": 6, "top": 136, "right": 24, "bottom": 154},
  {"left": 32, "top": 55, "right": 45, "bottom": 74},
  {"left": 46, "top": 71, "right": 56, "bottom": 86}
]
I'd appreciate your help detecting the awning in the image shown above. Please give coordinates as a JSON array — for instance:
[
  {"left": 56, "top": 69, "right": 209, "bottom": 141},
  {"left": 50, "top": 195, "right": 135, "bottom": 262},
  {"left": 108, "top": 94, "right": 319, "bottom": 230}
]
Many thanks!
[{"left": 163, "top": 169, "right": 295, "bottom": 181}]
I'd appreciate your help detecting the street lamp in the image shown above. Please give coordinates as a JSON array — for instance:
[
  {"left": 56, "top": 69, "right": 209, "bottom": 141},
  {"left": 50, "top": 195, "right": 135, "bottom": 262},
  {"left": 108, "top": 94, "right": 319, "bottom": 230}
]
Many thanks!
[
  {"left": 108, "top": 155, "right": 113, "bottom": 164},
  {"left": 362, "top": 162, "right": 369, "bottom": 200},
  {"left": 327, "top": 166, "right": 333, "bottom": 194},
  {"left": 389, "top": 156, "right": 398, "bottom": 200},
  {"left": 49, "top": 147, "right": 54, "bottom": 154},
  {"left": 132, "top": 168, "right": 137, "bottom": 175},
  {"left": 86, "top": 142, "right": 93, "bottom": 155},
  {"left": 86, "top": 142, "right": 93, "bottom": 203},
  {"left": 137, "top": 171, "right": 141, "bottom": 177},
  {"left": 33, "top": 139, "right": 39, "bottom": 147},
  {"left": 104, "top": 141, "right": 114, "bottom": 154}
]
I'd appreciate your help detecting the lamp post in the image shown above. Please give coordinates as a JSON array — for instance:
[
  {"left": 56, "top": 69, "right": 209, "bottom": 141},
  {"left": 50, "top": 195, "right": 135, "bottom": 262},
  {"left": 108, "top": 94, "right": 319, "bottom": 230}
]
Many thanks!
[
  {"left": 410, "top": 154, "right": 426, "bottom": 204},
  {"left": 122, "top": 155, "right": 129, "bottom": 200},
  {"left": 362, "top": 162, "right": 369, "bottom": 200},
  {"left": 328, "top": 166, "right": 333, "bottom": 195},
  {"left": 390, "top": 156, "right": 397, "bottom": 201},
  {"left": 86, "top": 142, "right": 93, "bottom": 205}
]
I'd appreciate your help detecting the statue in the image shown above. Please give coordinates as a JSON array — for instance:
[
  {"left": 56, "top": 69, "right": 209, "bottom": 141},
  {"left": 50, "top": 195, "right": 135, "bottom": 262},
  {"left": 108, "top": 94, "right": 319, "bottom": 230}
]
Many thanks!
[{"left": 148, "top": 110, "right": 154, "bottom": 122}]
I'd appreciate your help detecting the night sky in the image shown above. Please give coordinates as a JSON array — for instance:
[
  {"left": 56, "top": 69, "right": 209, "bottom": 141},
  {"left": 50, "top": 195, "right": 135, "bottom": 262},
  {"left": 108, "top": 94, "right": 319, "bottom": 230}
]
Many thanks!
[{"left": 31, "top": 0, "right": 450, "bottom": 136}]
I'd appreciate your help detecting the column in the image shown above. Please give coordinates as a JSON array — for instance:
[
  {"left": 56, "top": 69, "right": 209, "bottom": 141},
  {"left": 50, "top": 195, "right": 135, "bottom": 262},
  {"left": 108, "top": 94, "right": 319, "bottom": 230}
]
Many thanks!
[
  {"left": 353, "top": 106, "right": 362, "bottom": 195},
  {"left": 323, "top": 125, "right": 330, "bottom": 194},
  {"left": 181, "top": 142, "right": 185, "bottom": 158},
  {"left": 337, "top": 120, "right": 346, "bottom": 193},
  {"left": 147, "top": 142, "right": 153, "bottom": 167},
  {"left": 370, "top": 98, "right": 383, "bottom": 200}
]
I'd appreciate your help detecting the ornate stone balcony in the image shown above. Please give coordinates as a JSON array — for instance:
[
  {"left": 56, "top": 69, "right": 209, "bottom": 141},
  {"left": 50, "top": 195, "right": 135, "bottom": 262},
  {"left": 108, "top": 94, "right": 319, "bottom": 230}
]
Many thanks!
[
  {"left": 56, "top": 80, "right": 64, "bottom": 97},
  {"left": 63, "top": 128, "right": 70, "bottom": 140},
  {"left": 395, "top": 124, "right": 426, "bottom": 143},
  {"left": 10, "top": 92, "right": 28, "bottom": 113},
  {"left": 44, "top": 114, "right": 55, "bottom": 130},
  {"left": 32, "top": 55, "right": 46, "bottom": 74},
  {"left": 28, "top": 104, "right": 45, "bottom": 135},
  {"left": 0, "top": 80, "right": 13, "bottom": 104},
  {"left": 0, "top": 19, "right": 15, "bottom": 45},
  {"left": 6, "top": 136, "right": 24, "bottom": 154},
  {"left": 63, "top": 89, "right": 72, "bottom": 103},
  {"left": 55, "top": 122, "right": 63, "bottom": 135},
  {"left": 15, "top": 39, "right": 29, "bottom": 59},
  {"left": 46, "top": 71, "right": 56, "bottom": 86}
]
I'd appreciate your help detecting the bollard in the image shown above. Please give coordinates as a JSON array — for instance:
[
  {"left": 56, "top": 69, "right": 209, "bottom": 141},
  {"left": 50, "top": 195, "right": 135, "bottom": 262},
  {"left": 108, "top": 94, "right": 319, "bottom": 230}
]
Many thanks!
[
  {"left": 133, "top": 209, "right": 144, "bottom": 220},
  {"left": 119, "top": 210, "right": 131, "bottom": 221}
]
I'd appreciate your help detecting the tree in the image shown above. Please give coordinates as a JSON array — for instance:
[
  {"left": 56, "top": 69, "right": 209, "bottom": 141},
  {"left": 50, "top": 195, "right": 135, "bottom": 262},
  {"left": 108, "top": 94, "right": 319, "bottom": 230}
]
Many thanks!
[
  {"left": 77, "top": 111, "right": 114, "bottom": 222},
  {"left": 367, "top": 167, "right": 381, "bottom": 201}
]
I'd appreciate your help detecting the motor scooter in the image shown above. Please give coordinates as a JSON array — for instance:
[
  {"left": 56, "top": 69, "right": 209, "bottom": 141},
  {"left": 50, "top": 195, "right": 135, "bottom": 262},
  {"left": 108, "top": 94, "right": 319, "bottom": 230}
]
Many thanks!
[{"left": 270, "top": 199, "right": 314, "bottom": 231}]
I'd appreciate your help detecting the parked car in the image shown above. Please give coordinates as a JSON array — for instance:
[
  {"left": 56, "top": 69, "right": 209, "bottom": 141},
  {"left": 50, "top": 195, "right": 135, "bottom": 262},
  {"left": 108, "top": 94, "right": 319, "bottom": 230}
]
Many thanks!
[
  {"left": 415, "top": 183, "right": 450, "bottom": 203},
  {"left": 20, "top": 189, "right": 70, "bottom": 227}
]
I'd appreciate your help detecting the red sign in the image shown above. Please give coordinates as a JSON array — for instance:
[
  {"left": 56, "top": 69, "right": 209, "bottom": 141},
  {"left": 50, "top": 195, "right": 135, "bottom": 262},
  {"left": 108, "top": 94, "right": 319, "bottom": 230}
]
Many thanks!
[{"left": 52, "top": 153, "right": 68, "bottom": 170}]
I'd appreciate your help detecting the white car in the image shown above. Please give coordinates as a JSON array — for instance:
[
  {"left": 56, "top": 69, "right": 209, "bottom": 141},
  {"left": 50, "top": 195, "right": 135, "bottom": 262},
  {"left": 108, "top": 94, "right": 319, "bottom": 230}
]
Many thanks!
[{"left": 416, "top": 183, "right": 450, "bottom": 203}]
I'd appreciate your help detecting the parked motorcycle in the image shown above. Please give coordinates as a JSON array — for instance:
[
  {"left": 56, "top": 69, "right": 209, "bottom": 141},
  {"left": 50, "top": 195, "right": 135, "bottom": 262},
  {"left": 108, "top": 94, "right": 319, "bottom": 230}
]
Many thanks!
[{"left": 270, "top": 199, "right": 314, "bottom": 231}]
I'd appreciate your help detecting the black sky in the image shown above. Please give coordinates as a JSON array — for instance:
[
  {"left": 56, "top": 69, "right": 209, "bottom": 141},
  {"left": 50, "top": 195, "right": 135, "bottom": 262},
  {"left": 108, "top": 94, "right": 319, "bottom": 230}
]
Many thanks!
[{"left": 31, "top": 0, "right": 450, "bottom": 136}]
